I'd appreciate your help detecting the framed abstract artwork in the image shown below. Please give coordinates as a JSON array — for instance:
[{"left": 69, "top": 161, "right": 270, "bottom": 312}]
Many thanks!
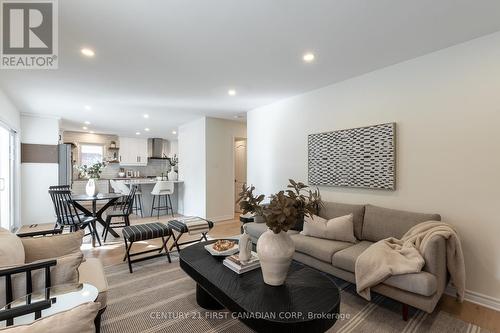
[{"left": 308, "top": 122, "right": 396, "bottom": 190}]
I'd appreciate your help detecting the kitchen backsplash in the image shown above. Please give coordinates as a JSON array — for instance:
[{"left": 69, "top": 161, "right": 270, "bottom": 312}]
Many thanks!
[{"left": 100, "top": 159, "right": 172, "bottom": 179}]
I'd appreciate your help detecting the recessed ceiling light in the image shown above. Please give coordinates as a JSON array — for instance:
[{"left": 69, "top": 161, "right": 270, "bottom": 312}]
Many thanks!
[
  {"left": 84, "top": 121, "right": 91, "bottom": 125},
  {"left": 81, "top": 48, "right": 95, "bottom": 57},
  {"left": 136, "top": 132, "right": 141, "bottom": 135},
  {"left": 144, "top": 128, "right": 150, "bottom": 132},
  {"left": 84, "top": 105, "right": 92, "bottom": 111},
  {"left": 89, "top": 131, "right": 95, "bottom": 134},
  {"left": 303, "top": 52, "right": 315, "bottom": 63},
  {"left": 82, "top": 126, "right": 88, "bottom": 130},
  {"left": 143, "top": 114, "right": 149, "bottom": 119},
  {"left": 172, "top": 130, "right": 177, "bottom": 135},
  {"left": 228, "top": 89, "right": 236, "bottom": 96}
]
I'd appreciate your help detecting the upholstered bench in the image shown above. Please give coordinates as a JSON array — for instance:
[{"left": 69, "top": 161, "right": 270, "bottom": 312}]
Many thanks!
[
  {"left": 122, "top": 222, "right": 172, "bottom": 273},
  {"left": 167, "top": 218, "right": 214, "bottom": 252}
]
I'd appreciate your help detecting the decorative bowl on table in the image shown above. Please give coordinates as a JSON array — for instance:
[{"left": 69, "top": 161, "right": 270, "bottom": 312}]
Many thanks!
[{"left": 205, "top": 240, "right": 238, "bottom": 256}]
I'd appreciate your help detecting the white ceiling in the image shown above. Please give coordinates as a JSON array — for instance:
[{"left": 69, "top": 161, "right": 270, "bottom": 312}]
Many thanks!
[{"left": 2, "top": 0, "right": 500, "bottom": 140}]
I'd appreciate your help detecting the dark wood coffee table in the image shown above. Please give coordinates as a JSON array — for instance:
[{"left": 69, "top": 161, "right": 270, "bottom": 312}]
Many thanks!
[{"left": 179, "top": 241, "right": 340, "bottom": 333}]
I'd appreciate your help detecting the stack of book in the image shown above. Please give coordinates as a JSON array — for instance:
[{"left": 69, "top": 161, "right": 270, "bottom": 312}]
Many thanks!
[{"left": 223, "top": 252, "right": 260, "bottom": 274}]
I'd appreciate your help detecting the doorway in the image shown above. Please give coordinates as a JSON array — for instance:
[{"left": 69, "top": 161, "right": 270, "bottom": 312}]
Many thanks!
[
  {"left": 0, "top": 123, "right": 16, "bottom": 230},
  {"left": 234, "top": 138, "right": 247, "bottom": 213}
]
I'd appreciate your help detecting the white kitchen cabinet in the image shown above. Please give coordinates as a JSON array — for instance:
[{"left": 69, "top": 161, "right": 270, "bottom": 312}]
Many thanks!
[{"left": 119, "top": 137, "right": 148, "bottom": 166}]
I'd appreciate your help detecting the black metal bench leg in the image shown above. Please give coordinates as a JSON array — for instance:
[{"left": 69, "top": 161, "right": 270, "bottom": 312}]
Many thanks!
[
  {"left": 126, "top": 241, "right": 134, "bottom": 273},
  {"left": 123, "top": 239, "right": 129, "bottom": 262},
  {"left": 202, "top": 233, "right": 208, "bottom": 241},
  {"left": 160, "top": 236, "right": 172, "bottom": 263},
  {"left": 169, "top": 232, "right": 182, "bottom": 252}
]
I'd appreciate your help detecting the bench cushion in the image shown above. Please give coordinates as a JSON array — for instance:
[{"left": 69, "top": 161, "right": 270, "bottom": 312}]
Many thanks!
[
  {"left": 362, "top": 205, "right": 441, "bottom": 242},
  {"left": 122, "top": 223, "right": 171, "bottom": 242},
  {"left": 168, "top": 219, "right": 214, "bottom": 233},
  {"left": 290, "top": 234, "right": 351, "bottom": 263}
]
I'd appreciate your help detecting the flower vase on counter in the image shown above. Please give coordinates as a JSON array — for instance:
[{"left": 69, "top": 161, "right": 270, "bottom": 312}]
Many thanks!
[{"left": 167, "top": 169, "right": 177, "bottom": 181}]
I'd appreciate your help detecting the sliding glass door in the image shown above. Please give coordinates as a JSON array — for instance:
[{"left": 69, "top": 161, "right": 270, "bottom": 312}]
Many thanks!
[{"left": 0, "top": 123, "right": 16, "bottom": 230}]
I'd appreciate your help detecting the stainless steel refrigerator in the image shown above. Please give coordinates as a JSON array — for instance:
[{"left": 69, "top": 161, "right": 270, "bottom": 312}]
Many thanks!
[{"left": 58, "top": 144, "right": 73, "bottom": 186}]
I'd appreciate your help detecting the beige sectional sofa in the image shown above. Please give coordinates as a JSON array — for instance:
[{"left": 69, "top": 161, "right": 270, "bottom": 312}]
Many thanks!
[{"left": 245, "top": 202, "right": 447, "bottom": 315}]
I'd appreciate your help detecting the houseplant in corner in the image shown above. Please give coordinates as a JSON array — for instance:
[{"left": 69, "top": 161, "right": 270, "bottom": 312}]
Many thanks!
[
  {"left": 79, "top": 162, "right": 106, "bottom": 197},
  {"left": 258, "top": 179, "right": 322, "bottom": 286},
  {"left": 236, "top": 184, "right": 265, "bottom": 222}
]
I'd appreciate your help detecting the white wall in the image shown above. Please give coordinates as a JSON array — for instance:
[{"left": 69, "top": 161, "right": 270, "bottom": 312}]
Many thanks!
[
  {"left": 0, "top": 90, "right": 20, "bottom": 131},
  {"left": 21, "top": 114, "right": 60, "bottom": 224},
  {"left": 178, "top": 117, "right": 206, "bottom": 217},
  {"left": 247, "top": 32, "right": 500, "bottom": 306},
  {"left": 205, "top": 118, "right": 246, "bottom": 221}
]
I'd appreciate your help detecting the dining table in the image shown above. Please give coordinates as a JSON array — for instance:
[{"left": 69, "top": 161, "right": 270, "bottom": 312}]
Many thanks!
[{"left": 71, "top": 193, "right": 124, "bottom": 247}]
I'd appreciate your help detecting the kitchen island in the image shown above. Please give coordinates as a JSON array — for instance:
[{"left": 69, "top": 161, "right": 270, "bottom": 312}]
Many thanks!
[{"left": 72, "top": 178, "right": 183, "bottom": 217}]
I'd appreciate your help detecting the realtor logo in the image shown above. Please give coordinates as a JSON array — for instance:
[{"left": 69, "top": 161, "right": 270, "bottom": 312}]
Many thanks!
[{"left": 1, "top": 0, "right": 58, "bottom": 69}]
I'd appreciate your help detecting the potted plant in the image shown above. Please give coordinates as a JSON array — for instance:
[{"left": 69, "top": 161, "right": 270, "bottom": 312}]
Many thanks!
[
  {"left": 78, "top": 162, "right": 107, "bottom": 196},
  {"left": 257, "top": 179, "right": 322, "bottom": 286},
  {"left": 168, "top": 155, "right": 178, "bottom": 181},
  {"left": 236, "top": 184, "right": 265, "bottom": 222}
]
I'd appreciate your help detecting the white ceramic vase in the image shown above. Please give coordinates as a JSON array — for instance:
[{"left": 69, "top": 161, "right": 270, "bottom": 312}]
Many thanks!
[
  {"left": 256, "top": 229, "right": 295, "bottom": 286},
  {"left": 168, "top": 170, "right": 178, "bottom": 181},
  {"left": 85, "top": 178, "right": 98, "bottom": 197}
]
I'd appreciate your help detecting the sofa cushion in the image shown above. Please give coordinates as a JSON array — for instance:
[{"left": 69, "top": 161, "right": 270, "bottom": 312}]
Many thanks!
[
  {"left": 332, "top": 241, "right": 373, "bottom": 272},
  {"left": 245, "top": 222, "right": 299, "bottom": 242},
  {"left": 21, "top": 230, "right": 84, "bottom": 263},
  {"left": 290, "top": 234, "right": 351, "bottom": 263},
  {"left": 78, "top": 258, "right": 108, "bottom": 309},
  {"left": 319, "top": 202, "right": 365, "bottom": 239},
  {"left": 0, "top": 301, "right": 100, "bottom": 333},
  {"left": 301, "top": 214, "right": 357, "bottom": 243},
  {"left": 384, "top": 271, "right": 437, "bottom": 297},
  {"left": 361, "top": 205, "right": 441, "bottom": 242},
  {"left": 0, "top": 227, "right": 25, "bottom": 268}
]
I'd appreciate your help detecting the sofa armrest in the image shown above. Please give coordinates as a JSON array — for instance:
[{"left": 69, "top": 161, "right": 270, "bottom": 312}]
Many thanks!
[
  {"left": 422, "top": 235, "right": 447, "bottom": 293},
  {"left": 20, "top": 230, "right": 84, "bottom": 263}
]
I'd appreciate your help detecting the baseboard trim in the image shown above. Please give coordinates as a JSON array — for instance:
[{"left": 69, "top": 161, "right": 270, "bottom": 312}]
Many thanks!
[
  {"left": 208, "top": 215, "right": 235, "bottom": 222},
  {"left": 445, "top": 286, "right": 500, "bottom": 311}
]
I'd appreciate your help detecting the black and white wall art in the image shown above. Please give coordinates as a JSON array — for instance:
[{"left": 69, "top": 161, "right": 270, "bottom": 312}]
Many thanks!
[{"left": 308, "top": 122, "right": 396, "bottom": 190}]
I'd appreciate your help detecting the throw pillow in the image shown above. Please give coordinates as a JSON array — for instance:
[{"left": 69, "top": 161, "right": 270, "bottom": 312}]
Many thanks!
[
  {"left": 0, "top": 228, "right": 25, "bottom": 268},
  {"left": 301, "top": 214, "right": 357, "bottom": 243},
  {"left": 21, "top": 230, "right": 84, "bottom": 263},
  {"left": 0, "top": 301, "right": 100, "bottom": 333}
]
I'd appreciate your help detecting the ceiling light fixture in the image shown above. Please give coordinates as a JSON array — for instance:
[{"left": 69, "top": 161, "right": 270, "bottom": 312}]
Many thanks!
[
  {"left": 136, "top": 132, "right": 141, "bottom": 135},
  {"left": 81, "top": 48, "right": 95, "bottom": 57},
  {"left": 143, "top": 114, "right": 149, "bottom": 119},
  {"left": 144, "top": 128, "right": 150, "bottom": 132},
  {"left": 84, "top": 121, "right": 91, "bottom": 125},
  {"left": 303, "top": 52, "right": 315, "bottom": 63},
  {"left": 82, "top": 126, "right": 88, "bottom": 130},
  {"left": 228, "top": 89, "right": 236, "bottom": 96},
  {"left": 84, "top": 105, "right": 92, "bottom": 111},
  {"left": 89, "top": 131, "right": 95, "bottom": 134},
  {"left": 172, "top": 130, "right": 177, "bottom": 135}
]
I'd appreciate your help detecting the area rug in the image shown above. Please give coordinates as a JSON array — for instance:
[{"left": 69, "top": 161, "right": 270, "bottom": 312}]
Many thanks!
[{"left": 101, "top": 256, "right": 488, "bottom": 333}]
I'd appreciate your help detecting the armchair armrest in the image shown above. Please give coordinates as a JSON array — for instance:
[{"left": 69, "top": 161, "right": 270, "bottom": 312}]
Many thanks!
[{"left": 0, "top": 260, "right": 56, "bottom": 326}]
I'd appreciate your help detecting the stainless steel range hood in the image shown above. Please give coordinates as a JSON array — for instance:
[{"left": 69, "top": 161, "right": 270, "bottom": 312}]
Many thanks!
[{"left": 148, "top": 138, "right": 170, "bottom": 159}]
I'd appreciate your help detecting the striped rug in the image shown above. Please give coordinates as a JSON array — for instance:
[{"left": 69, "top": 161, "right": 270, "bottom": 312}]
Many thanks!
[{"left": 101, "top": 256, "right": 488, "bottom": 333}]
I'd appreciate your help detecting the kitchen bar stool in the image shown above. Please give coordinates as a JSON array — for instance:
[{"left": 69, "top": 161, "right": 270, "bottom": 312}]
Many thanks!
[
  {"left": 112, "top": 179, "right": 143, "bottom": 217},
  {"left": 151, "top": 181, "right": 175, "bottom": 218}
]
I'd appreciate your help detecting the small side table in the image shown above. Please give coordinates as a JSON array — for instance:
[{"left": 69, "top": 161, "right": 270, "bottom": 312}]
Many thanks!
[{"left": 0, "top": 283, "right": 98, "bottom": 327}]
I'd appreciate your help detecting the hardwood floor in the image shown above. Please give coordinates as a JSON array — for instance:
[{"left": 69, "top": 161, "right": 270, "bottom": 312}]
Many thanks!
[{"left": 82, "top": 213, "right": 500, "bottom": 332}]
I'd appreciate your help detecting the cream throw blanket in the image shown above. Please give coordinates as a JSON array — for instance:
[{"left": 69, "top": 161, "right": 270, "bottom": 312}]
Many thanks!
[{"left": 355, "top": 221, "right": 465, "bottom": 301}]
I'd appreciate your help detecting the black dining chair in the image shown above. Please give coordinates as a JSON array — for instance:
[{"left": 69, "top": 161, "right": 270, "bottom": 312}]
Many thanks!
[
  {"left": 48, "top": 187, "right": 101, "bottom": 245},
  {"left": 102, "top": 186, "right": 136, "bottom": 242}
]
